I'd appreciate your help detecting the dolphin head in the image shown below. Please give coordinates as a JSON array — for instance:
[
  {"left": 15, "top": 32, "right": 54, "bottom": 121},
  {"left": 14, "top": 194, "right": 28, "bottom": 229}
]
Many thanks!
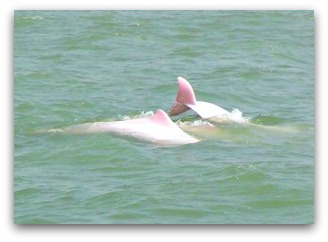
[{"left": 168, "top": 77, "right": 197, "bottom": 116}]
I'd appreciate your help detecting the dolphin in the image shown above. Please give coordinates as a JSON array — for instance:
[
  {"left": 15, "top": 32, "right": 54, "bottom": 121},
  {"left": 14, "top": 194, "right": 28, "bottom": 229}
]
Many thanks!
[
  {"left": 168, "top": 76, "right": 230, "bottom": 119},
  {"left": 168, "top": 77, "right": 247, "bottom": 123},
  {"left": 51, "top": 109, "right": 200, "bottom": 146},
  {"left": 167, "top": 77, "right": 300, "bottom": 137}
]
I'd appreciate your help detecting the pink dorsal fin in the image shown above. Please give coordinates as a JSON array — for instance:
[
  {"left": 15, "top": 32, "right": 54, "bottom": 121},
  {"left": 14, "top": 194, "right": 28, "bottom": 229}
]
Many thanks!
[
  {"left": 176, "top": 77, "right": 197, "bottom": 105},
  {"left": 149, "top": 109, "right": 176, "bottom": 127}
]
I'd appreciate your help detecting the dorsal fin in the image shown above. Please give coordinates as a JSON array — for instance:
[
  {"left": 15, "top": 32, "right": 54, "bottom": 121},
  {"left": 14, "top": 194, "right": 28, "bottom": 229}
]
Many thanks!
[
  {"left": 148, "top": 109, "right": 177, "bottom": 127},
  {"left": 168, "top": 77, "right": 197, "bottom": 116},
  {"left": 176, "top": 77, "right": 197, "bottom": 105}
]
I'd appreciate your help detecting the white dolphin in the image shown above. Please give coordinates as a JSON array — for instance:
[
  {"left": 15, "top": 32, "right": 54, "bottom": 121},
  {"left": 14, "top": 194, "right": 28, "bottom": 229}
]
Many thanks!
[
  {"left": 51, "top": 109, "right": 200, "bottom": 146},
  {"left": 167, "top": 77, "right": 298, "bottom": 136}
]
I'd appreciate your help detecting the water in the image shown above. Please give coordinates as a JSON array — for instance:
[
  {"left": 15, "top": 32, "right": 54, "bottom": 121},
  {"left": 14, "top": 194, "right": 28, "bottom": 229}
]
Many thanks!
[{"left": 14, "top": 10, "right": 314, "bottom": 224}]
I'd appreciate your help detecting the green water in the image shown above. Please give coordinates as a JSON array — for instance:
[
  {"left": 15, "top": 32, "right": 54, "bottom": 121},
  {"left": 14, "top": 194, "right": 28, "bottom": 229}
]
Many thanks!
[{"left": 14, "top": 10, "right": 314, "bottom": 224}]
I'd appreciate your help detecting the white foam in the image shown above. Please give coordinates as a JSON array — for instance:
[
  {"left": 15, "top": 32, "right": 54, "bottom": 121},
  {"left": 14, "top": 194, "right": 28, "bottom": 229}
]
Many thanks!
[
  {"left": 117, "top": 111, "right": 154, "bottom": 121},
  {"left": 177, "top": 119, "right": 214, "bottom": 128},
  {"left": 208, "top": 108, "right": 249, "bottom": 124},
  {"left": 20, "top": 16, "right": 44, "bottom": 20},
  {"left": 45, "top": 128, "right": 64, "bottom": 133},
  {"left": 228, "top": 108, "right": 250, "bottom": 123},
  {"left": 135, "top": 111, "right": 154, "bottom": 118}
]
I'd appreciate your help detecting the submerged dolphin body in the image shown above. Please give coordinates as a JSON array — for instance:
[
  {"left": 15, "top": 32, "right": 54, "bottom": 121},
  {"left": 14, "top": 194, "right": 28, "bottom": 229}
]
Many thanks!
[
  {"left": 54, "top": 109, "right": 200, "bottom": 146},
  {"left": 168, "top": 77, "right": 247, "bottom": 123}
]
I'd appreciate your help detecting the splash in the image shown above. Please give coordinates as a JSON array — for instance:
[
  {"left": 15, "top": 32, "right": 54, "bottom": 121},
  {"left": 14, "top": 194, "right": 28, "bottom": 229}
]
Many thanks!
[
  {"left": 229, "top": 108, "right": 250, "bottom": 123},
  {"left": 117, "top": 111, "right": 154, "bottom": 120},
  {"left": 177, "top": 119, "right": 214, "bottom": 127},
  {"left": 208, "top": 108, "right": 249, "bottom": 124}
]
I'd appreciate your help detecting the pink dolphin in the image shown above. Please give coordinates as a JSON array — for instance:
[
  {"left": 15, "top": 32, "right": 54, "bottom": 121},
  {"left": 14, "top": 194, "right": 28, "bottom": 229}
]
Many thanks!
[
  {"left": 168, "top": 77, "right": 230, "bottom": 119},
  {"left": 58, "top": 109, "right": 199, "bottom": 146}
]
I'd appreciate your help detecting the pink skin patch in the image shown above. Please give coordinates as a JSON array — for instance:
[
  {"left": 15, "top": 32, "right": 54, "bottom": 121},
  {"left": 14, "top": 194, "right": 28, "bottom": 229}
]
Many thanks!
[
  {"left": 168, "top": 77, "right": 197, "bottom": 116},
  {"left": 149, "top": 109, "right": 177, "bottom": 127}
]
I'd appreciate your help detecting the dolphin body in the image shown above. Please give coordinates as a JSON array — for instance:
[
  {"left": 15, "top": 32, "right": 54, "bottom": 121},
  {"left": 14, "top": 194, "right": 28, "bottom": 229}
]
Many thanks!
[
  {"left": 55, "top": 109, "right": 200, "bottom": 146},
  {"left": 168, "top": 77, "right": 247, "bottom": 123},
  {"left": 167, "top": 77, "right": 297, "bottom": 136}
]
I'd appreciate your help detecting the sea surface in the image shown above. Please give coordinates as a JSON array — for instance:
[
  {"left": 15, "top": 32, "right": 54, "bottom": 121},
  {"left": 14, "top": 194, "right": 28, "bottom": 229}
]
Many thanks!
[{"left": 14, "top": 10, "right": 314, "bottom": 224}]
